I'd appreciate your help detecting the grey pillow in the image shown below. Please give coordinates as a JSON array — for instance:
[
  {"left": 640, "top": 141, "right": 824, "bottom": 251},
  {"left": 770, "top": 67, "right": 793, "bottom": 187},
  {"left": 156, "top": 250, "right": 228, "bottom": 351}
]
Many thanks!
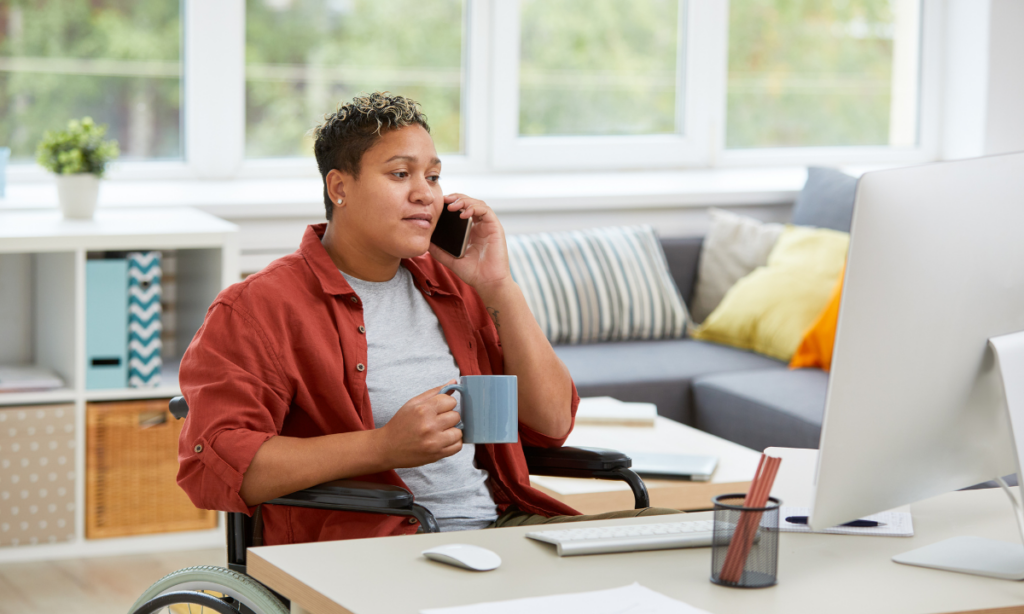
[{"left": 791, "top": 167, "right": 858, "bottom": 232}]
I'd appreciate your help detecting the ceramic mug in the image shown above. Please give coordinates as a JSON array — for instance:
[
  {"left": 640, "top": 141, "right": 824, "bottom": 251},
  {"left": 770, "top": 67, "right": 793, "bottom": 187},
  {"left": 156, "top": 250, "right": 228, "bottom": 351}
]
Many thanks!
[{"left": 440, "top": 375, "right": 518, "bottom": 444}]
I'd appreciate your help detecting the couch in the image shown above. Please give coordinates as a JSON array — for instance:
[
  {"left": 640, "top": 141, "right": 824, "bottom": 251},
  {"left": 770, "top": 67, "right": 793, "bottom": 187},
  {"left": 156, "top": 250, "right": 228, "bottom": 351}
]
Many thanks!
[{"left": 553, "top": 236, "right": 830, "bottom": 452}]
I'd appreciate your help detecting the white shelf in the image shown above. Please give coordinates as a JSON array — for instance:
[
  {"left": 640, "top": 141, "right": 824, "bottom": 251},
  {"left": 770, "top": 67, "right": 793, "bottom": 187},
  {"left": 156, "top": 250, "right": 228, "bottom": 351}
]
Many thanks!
[
  {"left": 83, "top": 360, "right": 181, "bottom": 402},
  {"left": 0, "top": 207, "right": 238, "bottom": 561},
  {"left": 0, "top": 388, "right": 77, "bottom": 407},
  {"left": 0, "top": 207, "right": 238, "bottom": 253}
]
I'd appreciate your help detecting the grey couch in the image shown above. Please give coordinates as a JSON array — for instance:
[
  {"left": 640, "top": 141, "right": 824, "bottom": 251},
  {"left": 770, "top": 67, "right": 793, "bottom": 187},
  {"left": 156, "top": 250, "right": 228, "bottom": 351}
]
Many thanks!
[{"left": 554, "top": 236, "right": 829, "bottom": 452}]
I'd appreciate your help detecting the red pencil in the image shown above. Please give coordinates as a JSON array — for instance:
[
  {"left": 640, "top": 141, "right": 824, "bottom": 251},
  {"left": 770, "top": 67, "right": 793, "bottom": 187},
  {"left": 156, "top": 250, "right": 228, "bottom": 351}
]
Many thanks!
[{"left": 720, "top": 455, "right": 781, "bottom": 583}]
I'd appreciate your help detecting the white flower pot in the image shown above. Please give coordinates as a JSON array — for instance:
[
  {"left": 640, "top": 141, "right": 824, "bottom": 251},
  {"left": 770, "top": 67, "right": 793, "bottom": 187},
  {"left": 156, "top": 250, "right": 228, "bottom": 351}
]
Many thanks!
[{"left": 56, "top": 173, "right": 100, "bottom": 219}]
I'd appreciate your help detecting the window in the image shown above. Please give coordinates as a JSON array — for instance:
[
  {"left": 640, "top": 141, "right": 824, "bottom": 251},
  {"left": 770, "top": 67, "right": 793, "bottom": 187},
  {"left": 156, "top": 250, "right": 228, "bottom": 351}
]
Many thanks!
[
  {"left": 726, "top": 0, "right": 921, "bottom": 150},
  {"left": 491, "top": 0, "right": 702, "bottom": 170},
  {"left": 244, "top": 0, "right": 464, "bottom": 159},
  {"left": 518, "top": 0, "right": 681, "bottom": 137},
  {"left": 1, "top": 0, "right": 938, "bottom": 181},
  {"left": 0, "top": 1, "right": 182, "bottom": 162}
]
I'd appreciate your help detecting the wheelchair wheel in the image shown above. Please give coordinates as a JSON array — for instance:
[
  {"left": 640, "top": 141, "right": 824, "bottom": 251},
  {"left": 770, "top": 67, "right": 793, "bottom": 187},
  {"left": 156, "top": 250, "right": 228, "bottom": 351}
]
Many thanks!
[
  {"left": 131, "top": 590, "right": 240, "bottom": 614},
  {"left": 129, "top": 565, "right": 289, "bottom": 614}
]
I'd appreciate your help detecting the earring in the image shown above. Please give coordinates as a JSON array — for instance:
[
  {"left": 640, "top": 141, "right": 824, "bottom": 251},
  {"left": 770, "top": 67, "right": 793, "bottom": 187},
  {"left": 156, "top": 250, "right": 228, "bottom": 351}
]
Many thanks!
[{"left": 337, "top": 198, "right": 343, "bottom": 205}]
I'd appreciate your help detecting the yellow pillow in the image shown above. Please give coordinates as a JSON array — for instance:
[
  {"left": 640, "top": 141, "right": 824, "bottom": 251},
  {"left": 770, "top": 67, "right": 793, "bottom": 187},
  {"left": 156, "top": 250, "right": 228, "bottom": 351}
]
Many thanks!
[{"left": 692, "top": 225, "right": 849, "bottom": 361}]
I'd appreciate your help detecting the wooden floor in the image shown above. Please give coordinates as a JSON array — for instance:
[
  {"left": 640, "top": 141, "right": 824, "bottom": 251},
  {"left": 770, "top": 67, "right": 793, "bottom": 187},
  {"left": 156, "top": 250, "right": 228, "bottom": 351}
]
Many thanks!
[{"left": 0, "top": 547, "right": 225, "bottom": 614}]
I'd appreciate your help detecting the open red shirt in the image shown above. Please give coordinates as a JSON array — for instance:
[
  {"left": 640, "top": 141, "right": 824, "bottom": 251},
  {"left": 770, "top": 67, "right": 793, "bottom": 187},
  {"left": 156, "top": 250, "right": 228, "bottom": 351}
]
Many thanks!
[{"left": 177, "top": 224, "right": 580, "bottom": 545}]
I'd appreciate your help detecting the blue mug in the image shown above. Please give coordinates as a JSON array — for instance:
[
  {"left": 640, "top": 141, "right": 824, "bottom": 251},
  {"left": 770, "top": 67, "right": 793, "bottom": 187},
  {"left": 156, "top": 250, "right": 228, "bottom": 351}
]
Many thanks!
[{"left": 440, "top": 375, "right": 518, "bottom": 444}]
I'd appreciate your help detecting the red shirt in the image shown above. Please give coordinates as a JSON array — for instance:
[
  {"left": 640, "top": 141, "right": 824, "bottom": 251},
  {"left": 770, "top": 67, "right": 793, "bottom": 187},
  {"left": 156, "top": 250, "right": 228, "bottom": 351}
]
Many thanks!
[{"left": 177, "top": 224, "right": 580, "bottom": 545}]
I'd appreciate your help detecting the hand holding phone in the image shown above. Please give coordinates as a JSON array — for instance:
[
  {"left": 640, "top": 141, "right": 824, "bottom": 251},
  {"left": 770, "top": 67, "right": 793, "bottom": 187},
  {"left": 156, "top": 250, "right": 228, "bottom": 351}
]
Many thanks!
[{"left": 430, "top": 202, "right": 474, "bottom": 259}]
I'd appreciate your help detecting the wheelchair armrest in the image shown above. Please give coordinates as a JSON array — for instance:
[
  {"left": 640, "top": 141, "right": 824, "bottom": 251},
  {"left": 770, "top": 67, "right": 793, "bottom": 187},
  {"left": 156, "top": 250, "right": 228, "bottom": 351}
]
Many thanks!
[
  {"left": 267, "top": 480, "right": 439, "bottom": 532},
  {"left": 524, "top": 446, "right": 632, "bottom": 476},
  {"left": 269, "top": 479, "right": 413, "bottom": 510},
  {"left": 170, "top": 396, "right": 440, "bottom": 530},
  {"left": 524, "top": 446, "right": 650, "bottom": 510}
]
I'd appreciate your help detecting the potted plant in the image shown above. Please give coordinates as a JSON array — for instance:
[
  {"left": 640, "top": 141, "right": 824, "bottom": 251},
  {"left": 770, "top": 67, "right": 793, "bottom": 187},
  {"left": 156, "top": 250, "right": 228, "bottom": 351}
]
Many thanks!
[{"left": 36, "top": 117, "right": 119, "bottom": 219}]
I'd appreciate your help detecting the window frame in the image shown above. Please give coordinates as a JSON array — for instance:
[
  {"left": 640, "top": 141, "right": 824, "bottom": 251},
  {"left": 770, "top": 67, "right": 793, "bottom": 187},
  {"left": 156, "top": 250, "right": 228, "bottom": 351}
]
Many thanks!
[
  {"left": 2, "top": 0, "right": 944, "bottom": 184},
  {"left": 489, "top": 0, "right": 722, "bottom": 171},
  {"left": 717, "top": 0, "right": 943, "bottom": 168}
]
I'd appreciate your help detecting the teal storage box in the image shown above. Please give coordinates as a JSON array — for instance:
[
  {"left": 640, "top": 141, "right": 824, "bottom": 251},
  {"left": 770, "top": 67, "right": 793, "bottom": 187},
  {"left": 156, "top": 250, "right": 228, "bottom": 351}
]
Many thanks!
[{"left": 86, "top": 258, "right": 128, "bottom": 389}]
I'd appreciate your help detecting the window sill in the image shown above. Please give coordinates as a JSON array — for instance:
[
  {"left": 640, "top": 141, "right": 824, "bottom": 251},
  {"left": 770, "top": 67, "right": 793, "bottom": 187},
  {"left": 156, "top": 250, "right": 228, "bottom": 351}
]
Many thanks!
[{"left": 0, "top": 167, "right": 811, "bottom": 220}]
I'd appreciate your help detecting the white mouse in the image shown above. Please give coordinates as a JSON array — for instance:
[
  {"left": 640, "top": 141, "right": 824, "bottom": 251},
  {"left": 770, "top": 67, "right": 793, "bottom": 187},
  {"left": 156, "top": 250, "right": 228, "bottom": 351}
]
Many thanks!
[{"left": 421, "top": 543, "right": 501, "bottom": 571}]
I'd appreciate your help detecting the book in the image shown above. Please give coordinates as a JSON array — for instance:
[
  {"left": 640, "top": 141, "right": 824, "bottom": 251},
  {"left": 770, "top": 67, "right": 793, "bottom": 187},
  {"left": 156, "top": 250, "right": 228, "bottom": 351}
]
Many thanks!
[{"left": 576, "top": 396, "right": 657, "bottom": 427}]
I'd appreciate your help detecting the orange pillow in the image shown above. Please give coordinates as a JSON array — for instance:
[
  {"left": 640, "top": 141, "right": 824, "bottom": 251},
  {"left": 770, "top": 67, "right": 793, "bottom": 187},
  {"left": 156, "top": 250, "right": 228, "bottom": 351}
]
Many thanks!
[{"left": 789, "top": 266, "right": 845, "bottom": 372}]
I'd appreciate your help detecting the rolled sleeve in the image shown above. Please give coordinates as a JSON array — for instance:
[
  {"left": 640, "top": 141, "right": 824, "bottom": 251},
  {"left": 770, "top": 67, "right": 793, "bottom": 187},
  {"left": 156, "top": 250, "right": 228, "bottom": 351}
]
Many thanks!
[{"left": 176, "top": 301, "right": 292, "bottom": 515}]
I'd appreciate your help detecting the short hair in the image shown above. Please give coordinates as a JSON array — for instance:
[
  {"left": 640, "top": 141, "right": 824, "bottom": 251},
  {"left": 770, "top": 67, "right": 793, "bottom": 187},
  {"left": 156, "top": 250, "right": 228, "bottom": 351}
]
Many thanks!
[{"left": 312, "top": 92, "right": 431, "bottom": 220}]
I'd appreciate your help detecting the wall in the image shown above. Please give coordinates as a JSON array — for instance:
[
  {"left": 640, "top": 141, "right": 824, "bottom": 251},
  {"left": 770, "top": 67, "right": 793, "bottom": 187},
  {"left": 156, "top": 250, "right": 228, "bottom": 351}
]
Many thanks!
[{"left": 942, "top": 0, "right": 1024, "bottom": 159}]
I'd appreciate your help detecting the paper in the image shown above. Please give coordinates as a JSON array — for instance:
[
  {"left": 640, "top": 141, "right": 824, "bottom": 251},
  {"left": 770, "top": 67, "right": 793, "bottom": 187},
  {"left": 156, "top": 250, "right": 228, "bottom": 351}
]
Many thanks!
[
  {"left": 576, "top": 397, "right": 657, "bottom": 426},
  {"left": 0, "top": 365, "right": 65, "bottom": 392},
  {"left": 420, "top": 583, "right": 710, "bottom": 614},
  {"left": 780, "top": 506, "right": 914, "bottom": 537}
]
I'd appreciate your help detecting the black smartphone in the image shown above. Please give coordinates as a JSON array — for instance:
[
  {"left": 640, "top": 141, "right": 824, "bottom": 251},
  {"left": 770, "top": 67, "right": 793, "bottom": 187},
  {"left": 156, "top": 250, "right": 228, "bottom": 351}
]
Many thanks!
[{"left": 430, "top": 204, "right": 474, "bottom": 259}]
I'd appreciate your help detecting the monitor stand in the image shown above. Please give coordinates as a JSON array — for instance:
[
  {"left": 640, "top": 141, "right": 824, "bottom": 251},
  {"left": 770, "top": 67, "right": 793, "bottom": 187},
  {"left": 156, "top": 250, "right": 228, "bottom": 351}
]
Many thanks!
[{"left": 893, "top": 331, "right": 1024, "bottom": 580}]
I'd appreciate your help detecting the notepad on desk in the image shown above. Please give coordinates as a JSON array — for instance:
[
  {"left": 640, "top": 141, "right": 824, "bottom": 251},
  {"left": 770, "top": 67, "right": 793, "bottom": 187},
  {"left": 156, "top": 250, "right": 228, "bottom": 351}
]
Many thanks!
[
  {"left": 780, "top": 506, "right": 914, "bottom": 537},
  {"left": 575, "top": 396, "right": 657, "bottom": 427}
]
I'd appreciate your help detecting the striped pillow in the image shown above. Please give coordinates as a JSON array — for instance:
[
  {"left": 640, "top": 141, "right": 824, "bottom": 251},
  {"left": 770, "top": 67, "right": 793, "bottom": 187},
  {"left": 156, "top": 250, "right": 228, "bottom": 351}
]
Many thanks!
[{"left": 507, "top": 225, "right": 689, "bottom": 345}]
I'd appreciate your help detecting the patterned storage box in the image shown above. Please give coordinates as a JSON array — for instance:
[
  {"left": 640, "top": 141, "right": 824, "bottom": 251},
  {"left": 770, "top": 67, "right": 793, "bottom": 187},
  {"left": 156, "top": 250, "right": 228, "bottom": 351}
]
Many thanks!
[
  {"left": 0, "top": 404, "right": 77, "bottom": 548},
  {"left": 86, "top": 399, "right": 216, "bottom": 539},
  {"left": 128, "top": 251, "right": 162, "bottom": 388}
]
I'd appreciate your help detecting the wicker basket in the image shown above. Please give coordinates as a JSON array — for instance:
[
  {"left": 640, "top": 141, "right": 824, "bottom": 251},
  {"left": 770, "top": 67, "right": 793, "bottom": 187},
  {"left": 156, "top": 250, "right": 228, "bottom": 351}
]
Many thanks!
[{"left": 86, "top": 399, "right": 217, "bottom": 539}]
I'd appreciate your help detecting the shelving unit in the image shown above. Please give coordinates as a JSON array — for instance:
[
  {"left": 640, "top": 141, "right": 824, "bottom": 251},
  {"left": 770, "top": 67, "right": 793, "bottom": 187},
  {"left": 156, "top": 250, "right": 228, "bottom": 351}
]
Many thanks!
[{"left": 0, "top": 207, "right": 239, "bottom": 562}]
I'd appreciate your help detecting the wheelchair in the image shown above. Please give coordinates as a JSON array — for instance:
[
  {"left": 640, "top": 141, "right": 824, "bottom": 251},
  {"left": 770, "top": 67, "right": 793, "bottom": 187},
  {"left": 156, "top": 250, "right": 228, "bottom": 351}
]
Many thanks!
[{"left": 129, "top": 397, "right": 650, "bottom": 614}]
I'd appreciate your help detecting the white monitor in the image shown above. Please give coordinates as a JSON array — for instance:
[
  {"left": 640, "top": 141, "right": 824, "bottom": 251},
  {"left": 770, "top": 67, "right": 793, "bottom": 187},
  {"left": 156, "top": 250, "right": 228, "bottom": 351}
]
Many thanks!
[{"left": 809, "top": 152, "right": 1024, "bottom": 579}]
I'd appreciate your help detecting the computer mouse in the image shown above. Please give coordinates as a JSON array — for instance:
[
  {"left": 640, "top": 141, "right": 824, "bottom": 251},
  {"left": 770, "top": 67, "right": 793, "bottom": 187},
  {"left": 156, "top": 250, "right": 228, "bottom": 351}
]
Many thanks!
[{"left": 421, "top": 543, "right": 501, "bottom": 571}]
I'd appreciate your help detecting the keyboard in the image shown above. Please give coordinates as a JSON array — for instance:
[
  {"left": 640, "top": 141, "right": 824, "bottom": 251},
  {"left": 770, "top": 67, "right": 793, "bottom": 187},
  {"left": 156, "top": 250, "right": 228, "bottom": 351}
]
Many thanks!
[{"left": 526, "top": 519, "right": 715, "bottom": 556}]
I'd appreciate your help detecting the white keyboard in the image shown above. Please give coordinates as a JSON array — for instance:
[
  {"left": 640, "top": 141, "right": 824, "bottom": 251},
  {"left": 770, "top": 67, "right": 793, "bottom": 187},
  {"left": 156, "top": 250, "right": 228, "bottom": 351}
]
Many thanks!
[{"left": 526, "top": 520, "right": 715, "bottom": 556}]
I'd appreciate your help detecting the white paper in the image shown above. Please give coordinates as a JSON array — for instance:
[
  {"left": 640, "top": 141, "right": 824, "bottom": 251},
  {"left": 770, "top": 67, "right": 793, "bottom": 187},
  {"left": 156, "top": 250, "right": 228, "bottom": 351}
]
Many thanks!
[
  {"left": 0, "top": 365, "right": 65, "bottom": 392},
  {"left": 576, "top": 397, "right": 657, "bottom": 426},
  {"left": 420, "top": 583, "right": 710, "bottom": 614},
  {"left": 780, "top": 506, "right": 914, "bottom": 537}
]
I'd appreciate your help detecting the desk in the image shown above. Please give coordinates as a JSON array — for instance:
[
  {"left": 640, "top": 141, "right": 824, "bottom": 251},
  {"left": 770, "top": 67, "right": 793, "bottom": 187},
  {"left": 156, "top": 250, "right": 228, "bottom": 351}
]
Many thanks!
[
  {"left": 530, "top": 417, "right": 762, "bottom": 513},
  {"left": 249, "top": 449, "right": 1024, "bottom": 614}
]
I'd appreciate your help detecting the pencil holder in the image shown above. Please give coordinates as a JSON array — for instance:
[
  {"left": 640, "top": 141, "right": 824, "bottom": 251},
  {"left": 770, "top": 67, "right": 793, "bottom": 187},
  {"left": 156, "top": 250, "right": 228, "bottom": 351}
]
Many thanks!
[{"left": 710, "top": 493, "right": 781, "bottom": 588}]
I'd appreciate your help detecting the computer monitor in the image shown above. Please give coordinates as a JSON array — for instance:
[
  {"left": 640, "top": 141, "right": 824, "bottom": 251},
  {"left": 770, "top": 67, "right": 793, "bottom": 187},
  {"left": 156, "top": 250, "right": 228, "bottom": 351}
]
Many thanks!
[{"left": 809, "top": 151, "right": 1024, "bottom": 579}]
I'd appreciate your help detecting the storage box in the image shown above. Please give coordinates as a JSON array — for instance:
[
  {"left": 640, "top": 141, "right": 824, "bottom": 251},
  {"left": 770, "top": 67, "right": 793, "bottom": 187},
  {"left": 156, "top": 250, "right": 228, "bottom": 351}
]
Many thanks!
[
  {"left": 86, "top": 399, "right": 217, "bottom": 539},
  {"left": 0, "top": 404, "right": 76, "bottom": 548},
  {"left": 86, "top": 258, "right": 129, "bottom": 389}
]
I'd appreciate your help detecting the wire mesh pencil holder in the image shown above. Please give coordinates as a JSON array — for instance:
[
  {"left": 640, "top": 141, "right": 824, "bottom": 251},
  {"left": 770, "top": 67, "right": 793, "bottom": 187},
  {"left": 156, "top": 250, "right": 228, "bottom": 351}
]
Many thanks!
[{"left": 710, "top": 493, "right": 781, "bottom": 588}]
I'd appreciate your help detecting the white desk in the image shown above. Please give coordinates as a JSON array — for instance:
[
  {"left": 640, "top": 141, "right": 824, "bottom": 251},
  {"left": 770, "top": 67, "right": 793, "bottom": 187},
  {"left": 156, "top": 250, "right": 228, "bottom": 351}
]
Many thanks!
[
  {"left": 249, "top": 449, "right": 1024, "bottom": 614},
  {"left": 530, "top": 417, "right": 762, "bottom": 513}
]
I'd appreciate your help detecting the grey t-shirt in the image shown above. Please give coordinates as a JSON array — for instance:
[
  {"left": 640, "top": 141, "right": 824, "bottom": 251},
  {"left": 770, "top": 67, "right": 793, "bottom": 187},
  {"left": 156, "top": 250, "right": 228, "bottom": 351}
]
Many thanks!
[{"left": 340, "top": 266, "right": 499, "bottom": 531}]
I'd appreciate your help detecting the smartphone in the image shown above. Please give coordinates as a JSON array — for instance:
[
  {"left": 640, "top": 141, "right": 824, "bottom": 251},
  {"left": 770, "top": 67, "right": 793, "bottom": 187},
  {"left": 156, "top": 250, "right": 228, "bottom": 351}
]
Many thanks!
[{"left": 430, "top": 204, "right": 474, "bottom": 259}]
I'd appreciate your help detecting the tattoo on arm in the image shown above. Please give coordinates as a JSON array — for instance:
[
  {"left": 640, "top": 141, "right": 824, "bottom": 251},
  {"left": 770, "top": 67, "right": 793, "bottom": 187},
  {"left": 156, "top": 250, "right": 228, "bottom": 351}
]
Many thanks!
[{"left": 487, "top": 307, "right": 500, "bottom": 328}]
